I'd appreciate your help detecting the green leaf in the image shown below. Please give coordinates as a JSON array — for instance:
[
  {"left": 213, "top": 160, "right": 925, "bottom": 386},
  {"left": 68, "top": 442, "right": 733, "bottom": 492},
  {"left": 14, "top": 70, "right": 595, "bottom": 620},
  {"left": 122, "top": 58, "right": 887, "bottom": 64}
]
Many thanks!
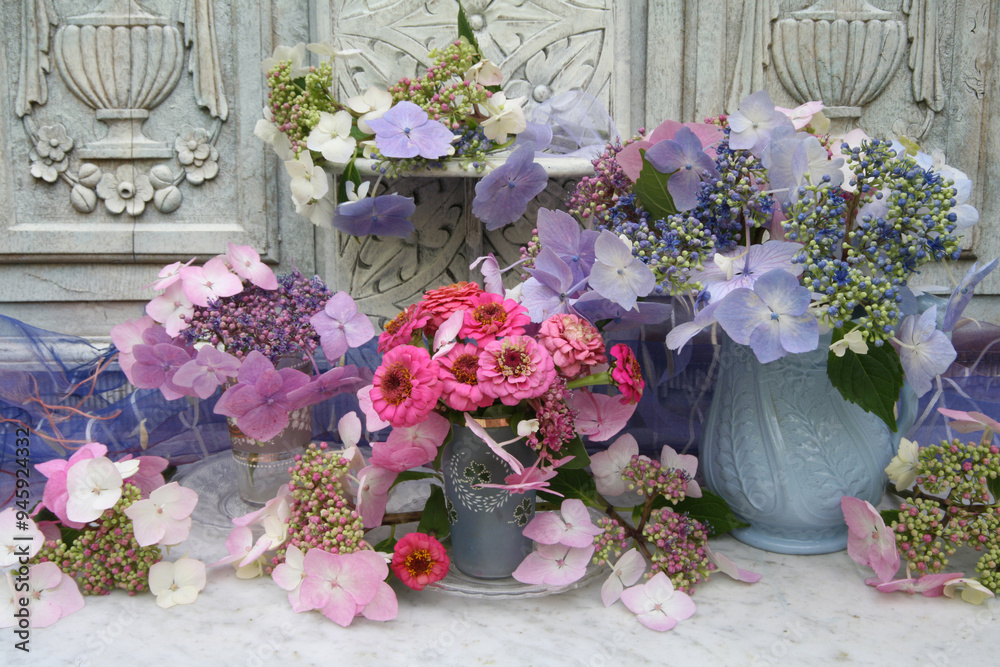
[
  {"left": 334, "top": 158, "right": 361, "bottom": 205},
  {"left": 538, "top": 468, "right": 597, "bottom": 505},
  {"left": 417, "top": 485, "right": 450, "bottom": 540},
  {"left": 393, "top": 470, "right": 438, "bottom": 484},
  {"left": 633, "top": 149, "right": 678, "bottom": 222},
  {"left": 456, "top": 2, "right": 482, "bottom": 55},
  {"left": 827, "top": 329, "right": 905, "bottom": 432},
  {"left": 987, "top": 476, "right": 1000, "bottom": 504},
  {"left": 672, "top": 490, "right": 749, "bottom": 537},
  {"left": 373, "top": 535, "right": 397, "bottom": 553},
  {"left": 349, "top": 125, "right": 371, "bottom": 142},
  {"left": 556, "top": 436, "right": 591, "bottom": 469},
  {"left": 880, "top": 509, "right": 901, "bottom": 526}
]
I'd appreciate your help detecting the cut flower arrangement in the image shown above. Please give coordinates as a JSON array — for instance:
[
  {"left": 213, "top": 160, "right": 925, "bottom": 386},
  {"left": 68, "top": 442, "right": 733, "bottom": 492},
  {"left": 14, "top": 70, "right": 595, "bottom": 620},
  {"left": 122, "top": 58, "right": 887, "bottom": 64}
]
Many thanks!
[
  {"left": 255, "top": 3, "right": 555, "bottom": 237},
  {"left": 205, "top": 269, "right": 760, "bottom": 631},
  {"left": 560, "top": 89, "right": 991, "bottom": 431},
  {"left": 110, "top": 243, "right": 371, "bottom": 443}
]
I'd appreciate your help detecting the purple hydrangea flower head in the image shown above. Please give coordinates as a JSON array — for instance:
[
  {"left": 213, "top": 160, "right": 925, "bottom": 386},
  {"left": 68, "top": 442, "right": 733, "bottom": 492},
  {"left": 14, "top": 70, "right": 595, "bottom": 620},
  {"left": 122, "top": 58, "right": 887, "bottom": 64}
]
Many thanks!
[
  {"left": 713, "top": 268, "right": 819, "bottom": 363},
  {"left": 171, "top": 346, "right": 241, "bottom": 399},
  {"left": 536, "top": 207, "right": 598, "bottom": 284},
  {"left": 214, "top": 350, "right": 311, "bottom": 441},
  {"left": 365, "top": 101, "right": 455, "bottom": 159},
  {"left": 587, "top": 230, "right": 656, "bottom": 311},
  {"left": 310, "top": 290, "right": 376, "bottom": 361},
  {"left": 332, "top": 193, "right": 416, "bottom": 238},
  {"left": 644, "top": 126, "right": 719, "bottom": 211},
  {"left": 894, "top": 305, "right": 957, "bottom": 397},
  {"left": 286, "top": 365, "right": 371, "bottom": 410},
  {"left": 760, "top": 126, "right": 844, "bottom": 204},
  {"left": 472, "top": 142, "right": 548, "bottom": 230},
  {"left": 727, "top": 90, "right": 794, "bottom": 156},
  {"left": 692, "top": 240, "right": 803, "bottom": 304},
  {"left": 520, "top": 248, "right": 580, "bottom": 322},
  {"left": 573, "top": 291, "right": 673, "bottom": 331},
  {"left": 130, "top": 343, "right": 194, "bottom": 400}
]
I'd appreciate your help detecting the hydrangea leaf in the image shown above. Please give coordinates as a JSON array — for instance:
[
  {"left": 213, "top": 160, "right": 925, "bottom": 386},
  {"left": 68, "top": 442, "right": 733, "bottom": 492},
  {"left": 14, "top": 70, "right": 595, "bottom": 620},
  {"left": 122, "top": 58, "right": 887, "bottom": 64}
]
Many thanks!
[
  {"left": 456, "top": 2, "right": 482, "bottom": 56},
  {"left": 827, "top": 330, "right": 905, "bottom": 432},
  {"left": 335, "top": 159, "right": 361, "bottom": 205},
  {"left": 417, "top": 485, "right": 450, "bottom": 540},
  {"left": 671, "top": 491, "right": 749, "bottom": 537},
  {"left": 555, "top": 435, "right": 591, "bottom": 470},
  {"left": 538, "top": 468, "right": 597, "bottom": 505},
  {"left": 633, "top": 150, "right": 678, "bottom": 222},
  {"left": 880, "top": 509, "right": 901, "bottom": 526}
]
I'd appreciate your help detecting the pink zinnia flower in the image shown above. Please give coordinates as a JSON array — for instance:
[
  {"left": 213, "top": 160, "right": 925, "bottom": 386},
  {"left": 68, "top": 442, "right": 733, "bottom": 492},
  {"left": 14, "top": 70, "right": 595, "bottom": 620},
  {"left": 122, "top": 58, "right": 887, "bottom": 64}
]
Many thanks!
[
  {"left": 378, "top": 304, "right": 430, "bottom": 353},
  {"left": 370, "top": 345, "right": 442, "bottom": 427},
  {"left": 461, "top": 293, "right": 530, "bottom": 344},
  {"left": 477, "top": 336, "right": 556, "bottom": 406},
  {"left": 537, "top": 313, "right": 607, "bottom": 379},
  {"left": 421, "top": 282, "right": 483, "bottom": 336},
  {"left": 391, "top": 532, "right": 450, "bottom": 591},
  {"left": 610, "top": 343, "right": 644, "bottom": 404},
  {"left": 436, "top": 343, "right": 492, "bottom": 412}
]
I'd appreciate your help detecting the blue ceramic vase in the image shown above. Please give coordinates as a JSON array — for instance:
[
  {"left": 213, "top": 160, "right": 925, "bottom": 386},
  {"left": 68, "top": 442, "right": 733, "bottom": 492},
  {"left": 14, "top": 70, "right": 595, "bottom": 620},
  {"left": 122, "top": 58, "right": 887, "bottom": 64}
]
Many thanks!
[
  {"left": 700, "top": 334, "right": 915, "bottom": 554},
  {"left": 441, "top": 423, "right": 536, "bottom": 578}
]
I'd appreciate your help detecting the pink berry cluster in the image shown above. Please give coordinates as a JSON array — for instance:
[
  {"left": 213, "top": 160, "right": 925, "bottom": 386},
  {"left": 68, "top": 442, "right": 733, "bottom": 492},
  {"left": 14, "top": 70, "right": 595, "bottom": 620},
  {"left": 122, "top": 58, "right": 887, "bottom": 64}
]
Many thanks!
[
  {"left": 526, "top": 377, "right": 577, "bottom": 454},
  {"left": 592, "top": 515, "right": 629, "bottom": 567},
  {"left": 887, "top": 438, "right": 1000, "bottom": 592},
  {"left": 35, "top": 484, "right": 162, "bottom": 595},
  {"left": 643, "top": 507, "right": 714, "bottom": 594},
  {"left": 622, "top": 455, "right": 689, "bottom": 502},
  {"left": 565, "top": 135, "right": 641, "bottom": 225},
  {"left": 269, "top": 442, "right": 367, "bottom": 571},
  {"left": 388, "top": 40, "right": 488, "bottom": 129}
]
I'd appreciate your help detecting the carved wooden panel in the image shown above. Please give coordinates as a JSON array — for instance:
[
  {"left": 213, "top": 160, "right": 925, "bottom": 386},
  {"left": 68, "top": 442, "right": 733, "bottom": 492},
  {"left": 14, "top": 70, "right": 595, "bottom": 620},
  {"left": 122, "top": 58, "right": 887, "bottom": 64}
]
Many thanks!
[
  {"left": 315, "top": 0, "right": 623, "bottom": 320},
  {"left": 0, "top": 0, "right": 277, "bottom": 264}
]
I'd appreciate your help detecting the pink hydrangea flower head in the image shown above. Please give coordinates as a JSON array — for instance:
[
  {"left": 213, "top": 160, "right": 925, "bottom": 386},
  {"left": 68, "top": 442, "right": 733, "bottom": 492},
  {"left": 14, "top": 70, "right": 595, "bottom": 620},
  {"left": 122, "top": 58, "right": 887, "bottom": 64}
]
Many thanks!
[
  {"left": 35, "top": 442, "right": 108, "bottom": 529},
  {"left": 841, "top": 496, "right": 900, "bottom": 583},
  {"left": 477, "top": 336, "right": 556, "bottom": 406},
  {"left": 436, "top": 342, "right": 493, "bottom": 412},
  {"left": 370, "top": 344, "right": 442, "bottom": 427},
  {"left": 621, "top": 571, "right": 697, "bottom": 632},
  {"left": 610, "top": 343, "right": 644, "bottom": 404},
  {"left": 225, "top": 243, "right": 279, "bottom": 290},
  {"left": 391, "top": 532, "right": 450, "bottom": 591},
  {"left": 421, "top": 282, "right": 483, "bottom": 336},
  {"left": 461, "top": 292, "right": 530, "bottom": 344},
  {"left": 370, "top": 411, "right": 451, "bottom": 472},
  {"left": 378, "top": 304, "right": 430, "bottom": 353},
  {"left": 179, "top": 256, "right": 244, "bottom": 308},
  {"left": 537, "top": 313, "right": 607, "bottom": 379}
]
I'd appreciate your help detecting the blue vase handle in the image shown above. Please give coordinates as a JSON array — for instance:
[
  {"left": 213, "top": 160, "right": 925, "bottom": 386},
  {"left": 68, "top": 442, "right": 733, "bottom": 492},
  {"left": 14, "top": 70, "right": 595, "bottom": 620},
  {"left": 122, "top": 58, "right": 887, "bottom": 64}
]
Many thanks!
[{"left": 894, "top": 380, "right": 918, "bottom": 447}]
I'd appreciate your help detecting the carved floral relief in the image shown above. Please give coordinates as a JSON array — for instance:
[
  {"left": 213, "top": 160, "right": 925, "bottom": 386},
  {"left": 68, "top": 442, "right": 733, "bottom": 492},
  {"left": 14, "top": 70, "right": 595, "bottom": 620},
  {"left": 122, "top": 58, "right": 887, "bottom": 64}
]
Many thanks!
[{"left": 15, "top": 0, "right": 228, "bottom": 217}]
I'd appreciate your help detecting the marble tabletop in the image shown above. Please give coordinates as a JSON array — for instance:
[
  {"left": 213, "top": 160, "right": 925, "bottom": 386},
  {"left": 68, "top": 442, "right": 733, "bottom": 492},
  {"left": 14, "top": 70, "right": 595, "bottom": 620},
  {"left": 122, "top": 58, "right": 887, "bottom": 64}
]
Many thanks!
[{"left": 9, "top": 508, "right": 998, "bottom": 666}]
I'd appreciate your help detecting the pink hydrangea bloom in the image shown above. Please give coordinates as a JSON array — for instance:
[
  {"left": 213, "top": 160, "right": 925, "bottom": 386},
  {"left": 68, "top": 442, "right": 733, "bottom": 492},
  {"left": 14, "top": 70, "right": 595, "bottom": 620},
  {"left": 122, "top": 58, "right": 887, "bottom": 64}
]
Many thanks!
[
  {"left": 610, "top": 344, "right": 644, "bottom": 404},
  {"left": 35, "top": 442, "right": 109, "bottom": 529},
  {"left": 436, "top": 342, "right": 492, "bottom": 412},
  {"left": 537, "top": 313, "right": 607, "bottom": 379},
  {"left": 377, "top": 304, "right": 429, "bottom": 353},
  {"left": 370, "top": 345, "right": 443, "bottom": 427},
  {"left": 461, "top": 292, "right": 530, "bottom": 344},
  {"left": 841, "top": 496, "right": 900, "bottom": 583},
  {"left": 477, "top": 336, "right": 556, "bottom": 406},
  {"left": 370, "top": 412, "right": 451, "bottom": 472}
]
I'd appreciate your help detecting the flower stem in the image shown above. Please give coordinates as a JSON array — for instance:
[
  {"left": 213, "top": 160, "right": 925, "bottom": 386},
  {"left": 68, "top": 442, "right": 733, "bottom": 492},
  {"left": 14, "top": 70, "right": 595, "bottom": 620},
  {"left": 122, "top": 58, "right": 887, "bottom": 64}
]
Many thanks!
[{"left": 566, "top": 371, "right": 611, "bottom": 391}]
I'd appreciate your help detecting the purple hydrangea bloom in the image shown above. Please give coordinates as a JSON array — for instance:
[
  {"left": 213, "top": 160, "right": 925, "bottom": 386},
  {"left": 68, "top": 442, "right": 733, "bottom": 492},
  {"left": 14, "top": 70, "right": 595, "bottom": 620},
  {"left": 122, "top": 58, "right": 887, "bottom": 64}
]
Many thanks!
[
  {"left": 310, "top": 291, "right": 376, "bottom": 361},
  {"left": 365, "top": 101, "right": 455, "bottom": 159},
  {"left": 214, "top": 350, "right": 311, "bottom": 441},
  {"left": 286, "top": 365, "right": 371, "bottom": 410},
  {"left": 472, "top": 142, "right": 548, "bottom": 230},
  {"left": 130, "top": 343, "right": 194, "bottom": 400},
  {"left": 713, "top": 268, "right": 819, "bottom": 363},
  {"left": 895, "top": 305, "right": 957, "bottom": 397},
  {"left": 692, "top": 241, "right": 803, "bottom": 304},
  {"left": 727, "top": 90, "right": 794, "bottom": 156},
  {"left": 171, "top": 346, "right": 241, "bottom": 399},
  {"left": 520, "top": 248, "right": 581, "bottom": 322},
  {"left": 587, "top": 230, "right": 656, "bottom": 311},
  {"left": 332, "top": 193, "right": 416, "bottom": 238},
  {"left": 760, "top": 126, "right": 844, "bottom": 204},
  {"left": 644, "top": 126, "right": 718, "bottom": 211},
  {"left": 536, "top": 207, "right": 598, "bottom": 284},
  {"left": 573, "top": 291, "right": 673, "bottom": 331}
]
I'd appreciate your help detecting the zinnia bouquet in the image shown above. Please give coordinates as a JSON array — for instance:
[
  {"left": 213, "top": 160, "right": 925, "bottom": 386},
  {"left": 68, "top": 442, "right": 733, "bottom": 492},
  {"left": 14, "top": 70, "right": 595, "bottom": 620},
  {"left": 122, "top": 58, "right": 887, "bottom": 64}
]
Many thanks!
[
  {"left": 110, "top": 243, "right": 371, "bottom": 442},
  {"left": 560, "top": 89, "right": 993, "bottom": 431}
]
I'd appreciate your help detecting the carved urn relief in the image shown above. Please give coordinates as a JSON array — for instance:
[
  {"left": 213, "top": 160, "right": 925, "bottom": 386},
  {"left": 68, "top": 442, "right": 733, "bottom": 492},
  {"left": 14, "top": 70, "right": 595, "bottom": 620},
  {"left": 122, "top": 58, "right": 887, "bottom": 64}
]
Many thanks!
[
  {"left": 16, "top": 0, "right": 228, "bottom": 217},
  {"left": 772, "top": 0, "right": 907, "bottom": 135}
]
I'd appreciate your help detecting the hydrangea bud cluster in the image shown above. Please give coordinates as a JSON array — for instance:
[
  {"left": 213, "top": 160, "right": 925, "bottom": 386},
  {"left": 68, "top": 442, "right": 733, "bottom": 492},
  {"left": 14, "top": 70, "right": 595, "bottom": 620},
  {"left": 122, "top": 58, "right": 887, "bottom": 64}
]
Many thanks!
[
  {"left": 264, "top": 60, "right": 331, "bottom": 155},
  {"left": 182, "top": 270, "right": 331, "bottom": 361},
  {"left": 35, "top": 484, "right": 162, "bottom": 595},
  {"left": 270, "top": 442, "right": 367, "bottom": 570},
  {"left": 565, "top": 138, "right": 637, "bottom": 225},
  {"left": 591, "top": 515, "right": 628, "bottom": 567},
  {"left": 621, "top": 455, "right": 688, "bottom": 502},
  {"left": 699, "top": 135, "right": 776, "bottom": 250},
  {"left": 888, "top": 437, "right": 1000, "bottom": 591},
  {"left": 643, "top": 507, "right": 714, "bottom": 594},
  {"left": 916, "top": 439, "right": 997, "bottom": 504},
  {"left": 526, "top": 377, "right": 576, "bottom": 453},
  {"left": 388, "top": 39, "right": 487, "bottom": 129}
]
